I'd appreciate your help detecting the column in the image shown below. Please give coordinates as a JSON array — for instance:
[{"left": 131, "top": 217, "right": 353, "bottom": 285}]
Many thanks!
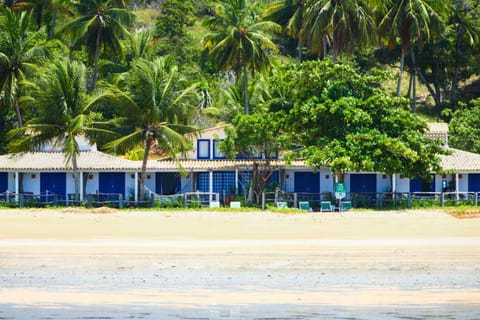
[
  {"left": 209, "top": 170, "right": 213, "bottom": 202},
  {"left": 134, "top": 172, "right": 139, "bottom": 204},
  {"left": 79, "top": 171, "right": 84, "bottom": 201}
]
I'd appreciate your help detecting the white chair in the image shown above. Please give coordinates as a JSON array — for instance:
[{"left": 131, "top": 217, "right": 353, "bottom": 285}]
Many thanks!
[
  {"left": 230, "top": 201, "right": 241, "bottom": 208},
  {"left": 209, "top": 201, "right": 220, "bottom": 208}
]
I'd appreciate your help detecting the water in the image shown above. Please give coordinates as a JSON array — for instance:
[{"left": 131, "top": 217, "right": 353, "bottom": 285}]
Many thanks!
[
  {"left": 1, "top": 241, "right": 480, "bottom": 319},
  {"left": 1, "top": 303, "right": 480, "bottom": 320}
]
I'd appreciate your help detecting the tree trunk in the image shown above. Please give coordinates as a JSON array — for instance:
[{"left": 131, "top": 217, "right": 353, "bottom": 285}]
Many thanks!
[
  {"left": 396, "top": 50, "right": 406, "bottom": 97},
  {"left": 410, "top": 47, "right": 417, "bottom": 112},
  {"left": 243, "top": 63, "right": 249, "bottom": 114},
  {"left": 247, "top": 163, "right": 258, "bottom": 204},
  {"left": 72, "top": 154, "right": 80, "bottom": 201},
  {"left": 322, "top": 35, "right": 327, "bottom": 60},
  {"left": 14, "top": 97, "right": 22, "bottom": 127},
  {"left": 331, "top": 37, "right": 337, "bottom": 63},
  {"left": 139, "top": 137, "right": 152, "bottom": 202},
  {"left": 451, "top": 23, "right": 462, "bottom": 109},
  {"left": 297, "top": 37, "right": 302, "bottom": 62},
  {"left": 407, "top": 72, "right": 413, "bottom": 99},
  {"left": 89, "top": 29, "right": 101, "bottom": 92},
  {"left": 49, "top": 5, "right": 58, "bottom": 40}
]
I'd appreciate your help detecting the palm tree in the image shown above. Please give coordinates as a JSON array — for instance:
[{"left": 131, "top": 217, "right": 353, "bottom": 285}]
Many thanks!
[
  {"left": 264, "top": 0, "right": 305, "bottom": 60},
  {"left": 106, "top": 57, "right": 198, "bottom": 202},
  {"left": 0, "top": 7, "right": 47, "bottom": 127},
  {"left": 303, "top": 0, "right": 377, "bottom": 62},
  {"left": 11, "top": 0, "right": 74, "bottom": 39},
  {"left": 203, "top": 0, "right": 280, "bottom": 114},
  {"left": 379, "top": 0, "right": 446, "bottom": 97},
  {"left": 7, "top": 58, "right": 113, "bottom": 200},
  {"left": 60, "top": 0, "right": 134, "bottom": 92}
]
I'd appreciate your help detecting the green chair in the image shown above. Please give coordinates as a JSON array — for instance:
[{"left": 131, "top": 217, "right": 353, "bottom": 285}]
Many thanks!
[
  {"left": 321, "top": 201, "right": 334, "bottom": 212},
  {"left": 340, "top": 201, "right": 352, "bottom": 211},
  {"left": 299, "top": 201, "right": 312, "bottom": 211},
  {"left": 276, "top": 201, "right": 288, "bottom": 209}
]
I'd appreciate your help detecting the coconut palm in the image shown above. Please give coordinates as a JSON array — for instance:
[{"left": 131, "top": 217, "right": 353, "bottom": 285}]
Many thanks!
[
  {"left": 7, "top": 58, "right": 113, "bottom": 200},
  {"left": 379, "top": 0, "right": 446, "bottom": 97},
  {"left": 0, "top": 7, "right": 47, "bottom": 127},
  {"left": 60, "top": 0, "right": 134, "bottom": 92},
  {"left": 11, "top": 0, "right": 74, "bottom": 39},
  {"left": 203, "top": 0, "right": 280, "bottom": 114},
  {"left": 106, "top": 57, "right": 198, "bottom": 202},
  {"left": 303, "top": 0, "right": 377, "bottom": 62},
  {"left": 264, "top": 0, "right": 305, "bottom": 60}
]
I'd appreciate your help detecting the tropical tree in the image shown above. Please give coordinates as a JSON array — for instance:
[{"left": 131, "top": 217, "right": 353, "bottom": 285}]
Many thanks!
[
  {"left": 281, "top": 60, "right": 445, "bottom": 182},
  {"left": 7, "top": 58, "right": 112, "bottom": 200},
  {"left": 60, "top": 0, "right": 134, "bottom": 92},
  {"left": 378, "top": 0, "right": 447, "bottom": 98},
  {"left": 449, "top": 98, "right": 480, "bottom": 153},
  {"left": 221, "top": 110, "right": 290, "bottom": 205},
  {"left": 106, "top": 57, "right": 198, "bottom": 202},
  {"left": 0, "top": 7, "right": 47, "bottom": 127},
  {"left": 203, "top": 0, "right": 280, "bottom": 114},
  {"left": 263, "top": 0, "right": 305, "bottom": 60},
  {"left": 303, "top": 0, "right": 377, "bottom": 62}
]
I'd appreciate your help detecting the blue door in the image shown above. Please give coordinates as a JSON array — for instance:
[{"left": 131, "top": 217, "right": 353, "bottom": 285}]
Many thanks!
[
  {"left": 410, "top": 175, "right": 435, "bottom": 193},
  {"left": 213, "top": 171, "right": 236, "bottom": 202},
  {"left": 155, "top": 172, "right": 181, "bottom": 195},
  {"left": 350, "top": 174, "right": 377, "bottom": 193},
  {"left": 0, "top": 172, "right": 7, "bottom": 193},
  {"left": 468, "top": 174, "right": 480, "bottom": 192},
  {"left": 99, "top": 172, "right": 125, "bottom": 196},
  {"left": 350, "top": 174, "right": 376, "bottom": 206},
  {"left": 40, "top": 172, "right": 66, "bottom": 201},
  {"left": 294, "top": 172, "right": 320, "bottom": 207},
  {"left": 294, "top": 172, "right": 320, "bottom": 193}
]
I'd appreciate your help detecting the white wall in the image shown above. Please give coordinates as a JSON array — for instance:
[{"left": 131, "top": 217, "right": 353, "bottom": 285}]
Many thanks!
[
  {"left": 8, "top": 173, "right": 15, "bottom": 192},
  {"left": 84, "top": 173, "right": 99, "bottom": 195},
  {"left": 22, "top": 172, "right": 40, "bottom": 194},
  {"left": 458, "top": 173, "right": 468, "bottom": 192},
  {"left": 319, "top": 168, "right": 334, "bottom": 193},
  {"left": 284, "top": 169, "right": 295, "bottom": 192},
  {"left": 395, "top": 174, "right": 410, "bottom": 193},
  {"left": 377, "top": 174, "right": 392, "bottom": 193}
]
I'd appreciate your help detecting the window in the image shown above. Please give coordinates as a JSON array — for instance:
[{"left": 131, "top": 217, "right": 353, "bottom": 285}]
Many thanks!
[
  {"left": 197, "top": 139, "right": 210, "bottom": 159},
  {"left": 213, "top": 140, "right": 226, "bottom": 159},
  {"left": 197, "top": 172, "right": 210, "bottom": 192}
]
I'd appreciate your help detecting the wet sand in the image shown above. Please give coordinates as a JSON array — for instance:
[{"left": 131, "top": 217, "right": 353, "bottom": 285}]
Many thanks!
[{"left": 0, "top": 209, "right": 479, "bottom": 319}]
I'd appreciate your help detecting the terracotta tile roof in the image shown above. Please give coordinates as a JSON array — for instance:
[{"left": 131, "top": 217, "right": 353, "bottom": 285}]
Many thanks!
[
  {"left": 1, "top": 148, "right": 480, "bottom": 173},
  {"left": 427, "top": 122, "right": 449, "bottom": 134},
  {"left": 440, "top": 148, "right": 480, "bottom": 172},
  {"left": 0, "top": 151, "right": 139, "bottom": 171},
  {"left": 147, "top": 159, "right": 307, "bottom": 171}
]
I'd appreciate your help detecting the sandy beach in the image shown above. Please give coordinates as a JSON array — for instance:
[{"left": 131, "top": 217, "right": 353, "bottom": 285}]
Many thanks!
[{"left": 1, "top": 208, "right": 479, "bottom": 319}]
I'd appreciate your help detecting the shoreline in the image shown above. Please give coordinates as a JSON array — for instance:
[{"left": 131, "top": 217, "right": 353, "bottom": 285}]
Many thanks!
[{"left": 1, "top": 208, "right": 479, "bottom": 318}]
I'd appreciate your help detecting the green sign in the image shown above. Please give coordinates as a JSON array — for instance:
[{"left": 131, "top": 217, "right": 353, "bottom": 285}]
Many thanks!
[
  {"left": 335, "top": 182, "right": 346, "bottom": 193},
  {"left": 335, "top": 182, "right": 346, "bottom": 199}
]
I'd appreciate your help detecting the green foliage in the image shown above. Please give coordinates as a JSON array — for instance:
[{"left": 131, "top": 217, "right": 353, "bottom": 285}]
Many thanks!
[
  {"left": 449, "top": 99, "right": 480, "bottom": 153},
  {"left": 0, "top": 7, "right": 48, "bottom": 127},
  {"left": 221, "top": 110, "right": 289, "bottom": 204},
  {"left": 59, "top": 0, "right": 135, "bottom": 91},
  {"left": 283, "top": 60, "right": 445, "bottom": 180},
  {"left": 105, "top": 56, "right": 198, "bottom": 200},
  {"left": 155, "top": 0, "right": 194, "bottom": 38},
  {"left": 303, "top": 0, "right": 377, "bottom": 61},
  {"left": 202, "top": 0, "right": 280, "bottom": 113}
]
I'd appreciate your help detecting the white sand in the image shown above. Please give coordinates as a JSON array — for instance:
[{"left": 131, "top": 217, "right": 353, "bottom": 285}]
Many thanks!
[{"left": 1, "top": 209, "right": 479, "bottom": 318}]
